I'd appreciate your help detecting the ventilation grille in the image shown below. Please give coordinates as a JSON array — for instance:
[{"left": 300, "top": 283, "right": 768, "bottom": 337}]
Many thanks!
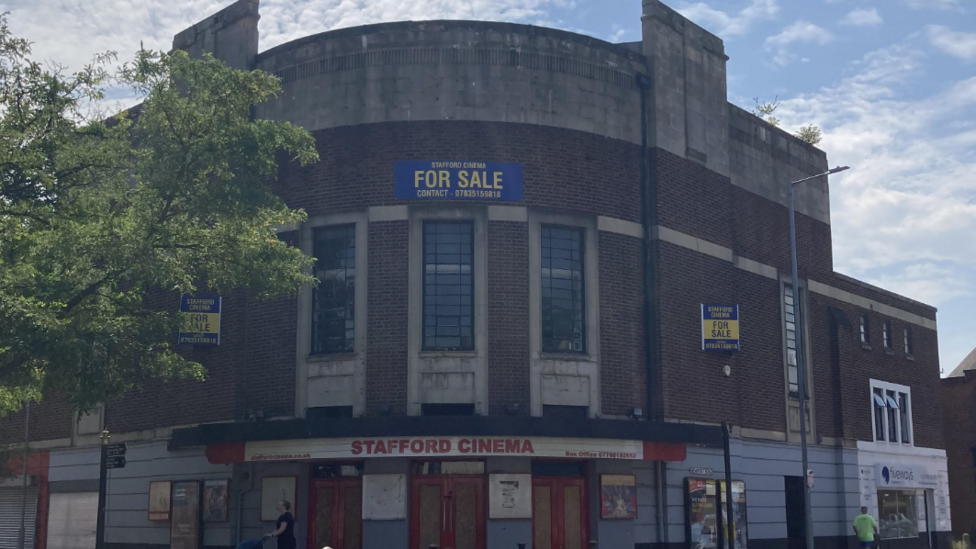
[{"left": 272, "top": 47, "right": 636, "bottom": 89}]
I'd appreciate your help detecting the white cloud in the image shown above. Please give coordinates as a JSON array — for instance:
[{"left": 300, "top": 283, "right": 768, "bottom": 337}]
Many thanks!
[
  {"left": 675, "top": 0, "right": 779, "bottom": 37},
  {"left": 840, "top": 8, "right": 883, "bottom": 26},
  {"left": 774, "top": 44, "right": 976, "bottom": 311},
  {"left": 1, "top": 0, "right": 568, "bottom": 76},
  {"left": 926, "top": 25, "right": 976, "bottom": 60},
  {"left": 764, "top": 21, "right": 833, "bottom": 65},
  {"left": 765, "top": 21, "right": 834, "bottom": 47},
  {"left": 867, "top": 263, "right": 973, "bottom": 305},
  {"left": 905, "top": 0, "right": 972, "bottom": 10}
]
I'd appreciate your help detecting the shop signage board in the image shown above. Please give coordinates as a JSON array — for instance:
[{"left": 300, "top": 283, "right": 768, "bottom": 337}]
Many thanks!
[
  {"left": 394, "top": 161, "right": 524, "bottom": 201},
  {"left": 178, "top": 295, "right": 221, "bottom": 346},
  {"left": 245, "top": 436, "right": 652, "bottom": 462},
  {"left": 702, "top": 304, "right": 740, "bottom": 352},
  {"left": 876, "top": 463, "right": 938, "bottom": 489}
]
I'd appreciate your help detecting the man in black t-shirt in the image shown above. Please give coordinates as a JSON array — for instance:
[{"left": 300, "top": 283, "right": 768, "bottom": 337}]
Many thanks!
[{"left": 267, "top": 501, "right": 296, "bottom": 549}]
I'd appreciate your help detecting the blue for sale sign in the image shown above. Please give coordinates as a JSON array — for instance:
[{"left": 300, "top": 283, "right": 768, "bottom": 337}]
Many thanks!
[{"left": 394, "top": 161, "right": 524, "bottom": 202}]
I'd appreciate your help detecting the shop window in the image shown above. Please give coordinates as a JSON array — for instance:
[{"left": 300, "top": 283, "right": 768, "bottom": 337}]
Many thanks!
[
  {"left": 542, "top": 405, "right": 588, "bottom": 420},
  {"left": 421, "top": 403, "right": 475, "bottom": 416},
  {"left": 532, "top": 461, "right": 585, "bottom": 477},
  {"left": 904, "top": 328, "right": 914, "bottom": 356},
  {"left": 878, "top": 490, "right": 919, "bottom": 539},
  {"left": 307, "top": 406, "right": 354, "bottom": 420},
  {"left": 423, "top": 221, "right": 474, "bottom": 351},
  {"left": 883, "top": 322, "right": 892, "bottom": 351},
  {"left": 870, "top": 380, "right": 913, "bottom": 445},
  {"left": 313, "top": 463, "right": 363, "bottom": 478},
  {"left": 311, "top": 224, "right": 356, "bottom": 354},
  {"left": 860, "top": 314, "right": 870, "bottom": 346},
  {"left": 541, "top": 225, "right": 586, "bottom": 353}
]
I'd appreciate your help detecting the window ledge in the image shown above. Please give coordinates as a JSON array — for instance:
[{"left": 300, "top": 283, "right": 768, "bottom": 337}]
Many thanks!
[
  {"left": 307, "top": 352, "right": 357, "bottom": 363},
  {"left": 906, "top": 354, "right": 915, "bottom": 361},
  {"left": 419, "top": 351, "right": 478, "bottom": 359},
  {"left": 540, "top": 352, "right": 596, "bottom": 362},
  {"left": 862, "top": 343, "right": 872, "bottom": 351},
  {"left": 884, "top": 348, "right": 894, "bottom": 355}
]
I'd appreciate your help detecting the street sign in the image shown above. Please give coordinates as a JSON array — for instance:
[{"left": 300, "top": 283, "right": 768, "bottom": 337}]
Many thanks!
[{"left": 105, "top": 443, "right": 127, "bottom": 469}]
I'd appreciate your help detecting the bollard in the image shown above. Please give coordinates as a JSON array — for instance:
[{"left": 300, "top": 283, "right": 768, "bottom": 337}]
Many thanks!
[
  {"left": 518, "top": 544, "right": 526, "bottom": 549},
  {"left": 589, "top": 541, "right": 598, "bottom": 549},
  {"left": 429, "top": 545, "right": 439, "bottom": 549}
]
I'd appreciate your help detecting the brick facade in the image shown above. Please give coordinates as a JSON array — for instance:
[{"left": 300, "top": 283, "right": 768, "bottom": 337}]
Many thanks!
[
  {"left": 487, "top": 220, "right": 531, "bottom": 416},
  {"left": 0, "top": 120, "right": 942, "bottom": 453},
  {"left": 944, "top": 373, "right": 976, "bottom": 536}
]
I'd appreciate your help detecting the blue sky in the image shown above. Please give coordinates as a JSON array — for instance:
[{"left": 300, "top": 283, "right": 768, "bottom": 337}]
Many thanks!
[{"left": 3, "top": 0, "right": 974, "bottom": 372}]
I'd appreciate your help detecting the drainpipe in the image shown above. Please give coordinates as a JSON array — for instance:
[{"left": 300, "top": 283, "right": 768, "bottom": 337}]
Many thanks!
[
  {"left": 236, "top": 462, "right": 256, "bottom": 545},
  {"left": 635, "top": 73, "right": 657, "bottom": 420},
  {"left": 637, "top": 71, "right": 668, "bottom": 549}
]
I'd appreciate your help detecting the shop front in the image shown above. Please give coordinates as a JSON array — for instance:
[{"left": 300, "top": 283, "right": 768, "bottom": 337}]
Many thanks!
[
  {"left": 855, "top": 447, "right": 950, "bottom": 549},
  {"left": 206, "top": 433, "right": 689, "bottom": 549}
]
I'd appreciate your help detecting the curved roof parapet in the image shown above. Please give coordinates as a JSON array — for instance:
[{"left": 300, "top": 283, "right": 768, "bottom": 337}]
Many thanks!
[{"left": 252, "top": 19, "right": 649, "bottom": 141}]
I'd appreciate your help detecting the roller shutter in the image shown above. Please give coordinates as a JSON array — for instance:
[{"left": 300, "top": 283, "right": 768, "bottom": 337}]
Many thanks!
[{"left": 0, "top": 485, "right": 39, "bottom": 549}]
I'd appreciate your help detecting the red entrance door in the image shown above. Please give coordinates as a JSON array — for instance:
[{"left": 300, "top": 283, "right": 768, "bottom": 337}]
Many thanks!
[
  {"left": 533, "top": 477, "right": 588, "bottom": 549},
  {"left": 308, "top": 478, "right": 363, "bottom": 549},
  {"left": 410, "top": 476, "right": 485, "bottom": 549}
]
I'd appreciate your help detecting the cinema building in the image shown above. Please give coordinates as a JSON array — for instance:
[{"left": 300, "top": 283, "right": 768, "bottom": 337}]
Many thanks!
[{"left": 0, "top": 1, "right": 951, "bottom": 549}]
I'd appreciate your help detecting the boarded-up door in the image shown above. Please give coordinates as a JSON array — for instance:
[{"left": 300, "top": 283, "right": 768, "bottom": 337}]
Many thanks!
[
  {"left": 46, "top": 492, "right": 97, "bottom": 549},
  {"left": 410, "top": 476, "right": 485, "bottom": 549},
  {"left": 309, "top": 478, "right": 362, "bottom": 549},
  {"left": 533, "top": 478, "right": 588, "bottom": 549}
]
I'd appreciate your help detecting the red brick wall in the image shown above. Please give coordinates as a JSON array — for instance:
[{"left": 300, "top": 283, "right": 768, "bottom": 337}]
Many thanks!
[
  {"left": 656, "top": 242, "right": 786, "bottom": 431},
  {"left": 0, "top": 120, "right": 943, "bottom": 447},
  {"left": 0, "top": 397, "right": 71, "bottom": 443},
  {"left": 487, "top": 220, "right": 530, "bottom": 416},
  {"left": 274, "top": 121, "right": 643, "bottom": 222},
  {"left": 366, "top": 220, "right": 409, "bottom": 416},
  {"left": 944, "top": 374, "right": 976, "bottom": 536},
  {"left": 650, "top": 146, "right": 941, "bottom": 446},
  {"left": 598, "top": 232, "right": 647, "bottom": 416}
]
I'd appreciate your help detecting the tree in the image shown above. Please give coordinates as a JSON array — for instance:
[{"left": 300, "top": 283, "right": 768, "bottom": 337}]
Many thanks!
[
  {"left": 794, "top": 125, "right": 823, "bottom": 146},
  {"left": 0, "top": 16, "right": 318, "bottom": 416},
  {"left": 752, "top": 97, "right": 781, "bottom": 127},
  {"left": 752, "top": 97, "right": 823, "bottom": 146}
]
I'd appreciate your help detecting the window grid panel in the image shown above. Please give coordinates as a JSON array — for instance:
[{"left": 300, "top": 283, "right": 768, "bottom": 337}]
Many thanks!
[
  {"left": 784, "top": 285, "right": 805, "bottom": 398},
  {"left": 311, "top": 225, "right": 356, "bottom": 354},
  {"left": 883, "top": 322, "right": 891, "bottom": 350},
  {"left": 899, "top": 392, "right": 911, "bottom": 444},
  {"left": 904, "top": 328, "right": 913, "bottom": 355},
  {"left": 423, "top": 221, "right": 474, "bottom": 351},
  {"left": 541, "top": 225, "right": 586, "bottom": 353},
  {"left": 886, "top": 390, "right": 899, "bottom": 442},
  {"left": 860, "top": 315, "right": 869, "bottom": 344},
  {"left": 874, "top": 388, "right": 886, "bottom": 442}
]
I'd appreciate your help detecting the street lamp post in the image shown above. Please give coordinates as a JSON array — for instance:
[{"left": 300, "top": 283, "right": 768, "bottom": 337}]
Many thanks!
[
  {"left": 788, "top": 165, "right": 849, "bottom": 549},
  {"left": 17, "top": 400, "right": 30, "bottom": 549}
]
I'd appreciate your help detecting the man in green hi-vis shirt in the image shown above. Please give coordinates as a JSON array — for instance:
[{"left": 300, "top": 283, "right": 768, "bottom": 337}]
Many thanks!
[{"left": 854, "top": 507, "right": 880, "bottom": 548}]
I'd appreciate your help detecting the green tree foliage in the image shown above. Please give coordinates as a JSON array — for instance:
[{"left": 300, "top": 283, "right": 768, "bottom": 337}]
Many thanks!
[
  {"left": 0, "top": 16, "right": 318, "bottom": 416},
  {"left": 752, "top": 97, "right": 781, "bottom": 127},
  {"left": 752, "top": 97, "right": 823, "bottom": 146},
  {"left": 794, "top": 124, "right": 823, "bottom": 146}
]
